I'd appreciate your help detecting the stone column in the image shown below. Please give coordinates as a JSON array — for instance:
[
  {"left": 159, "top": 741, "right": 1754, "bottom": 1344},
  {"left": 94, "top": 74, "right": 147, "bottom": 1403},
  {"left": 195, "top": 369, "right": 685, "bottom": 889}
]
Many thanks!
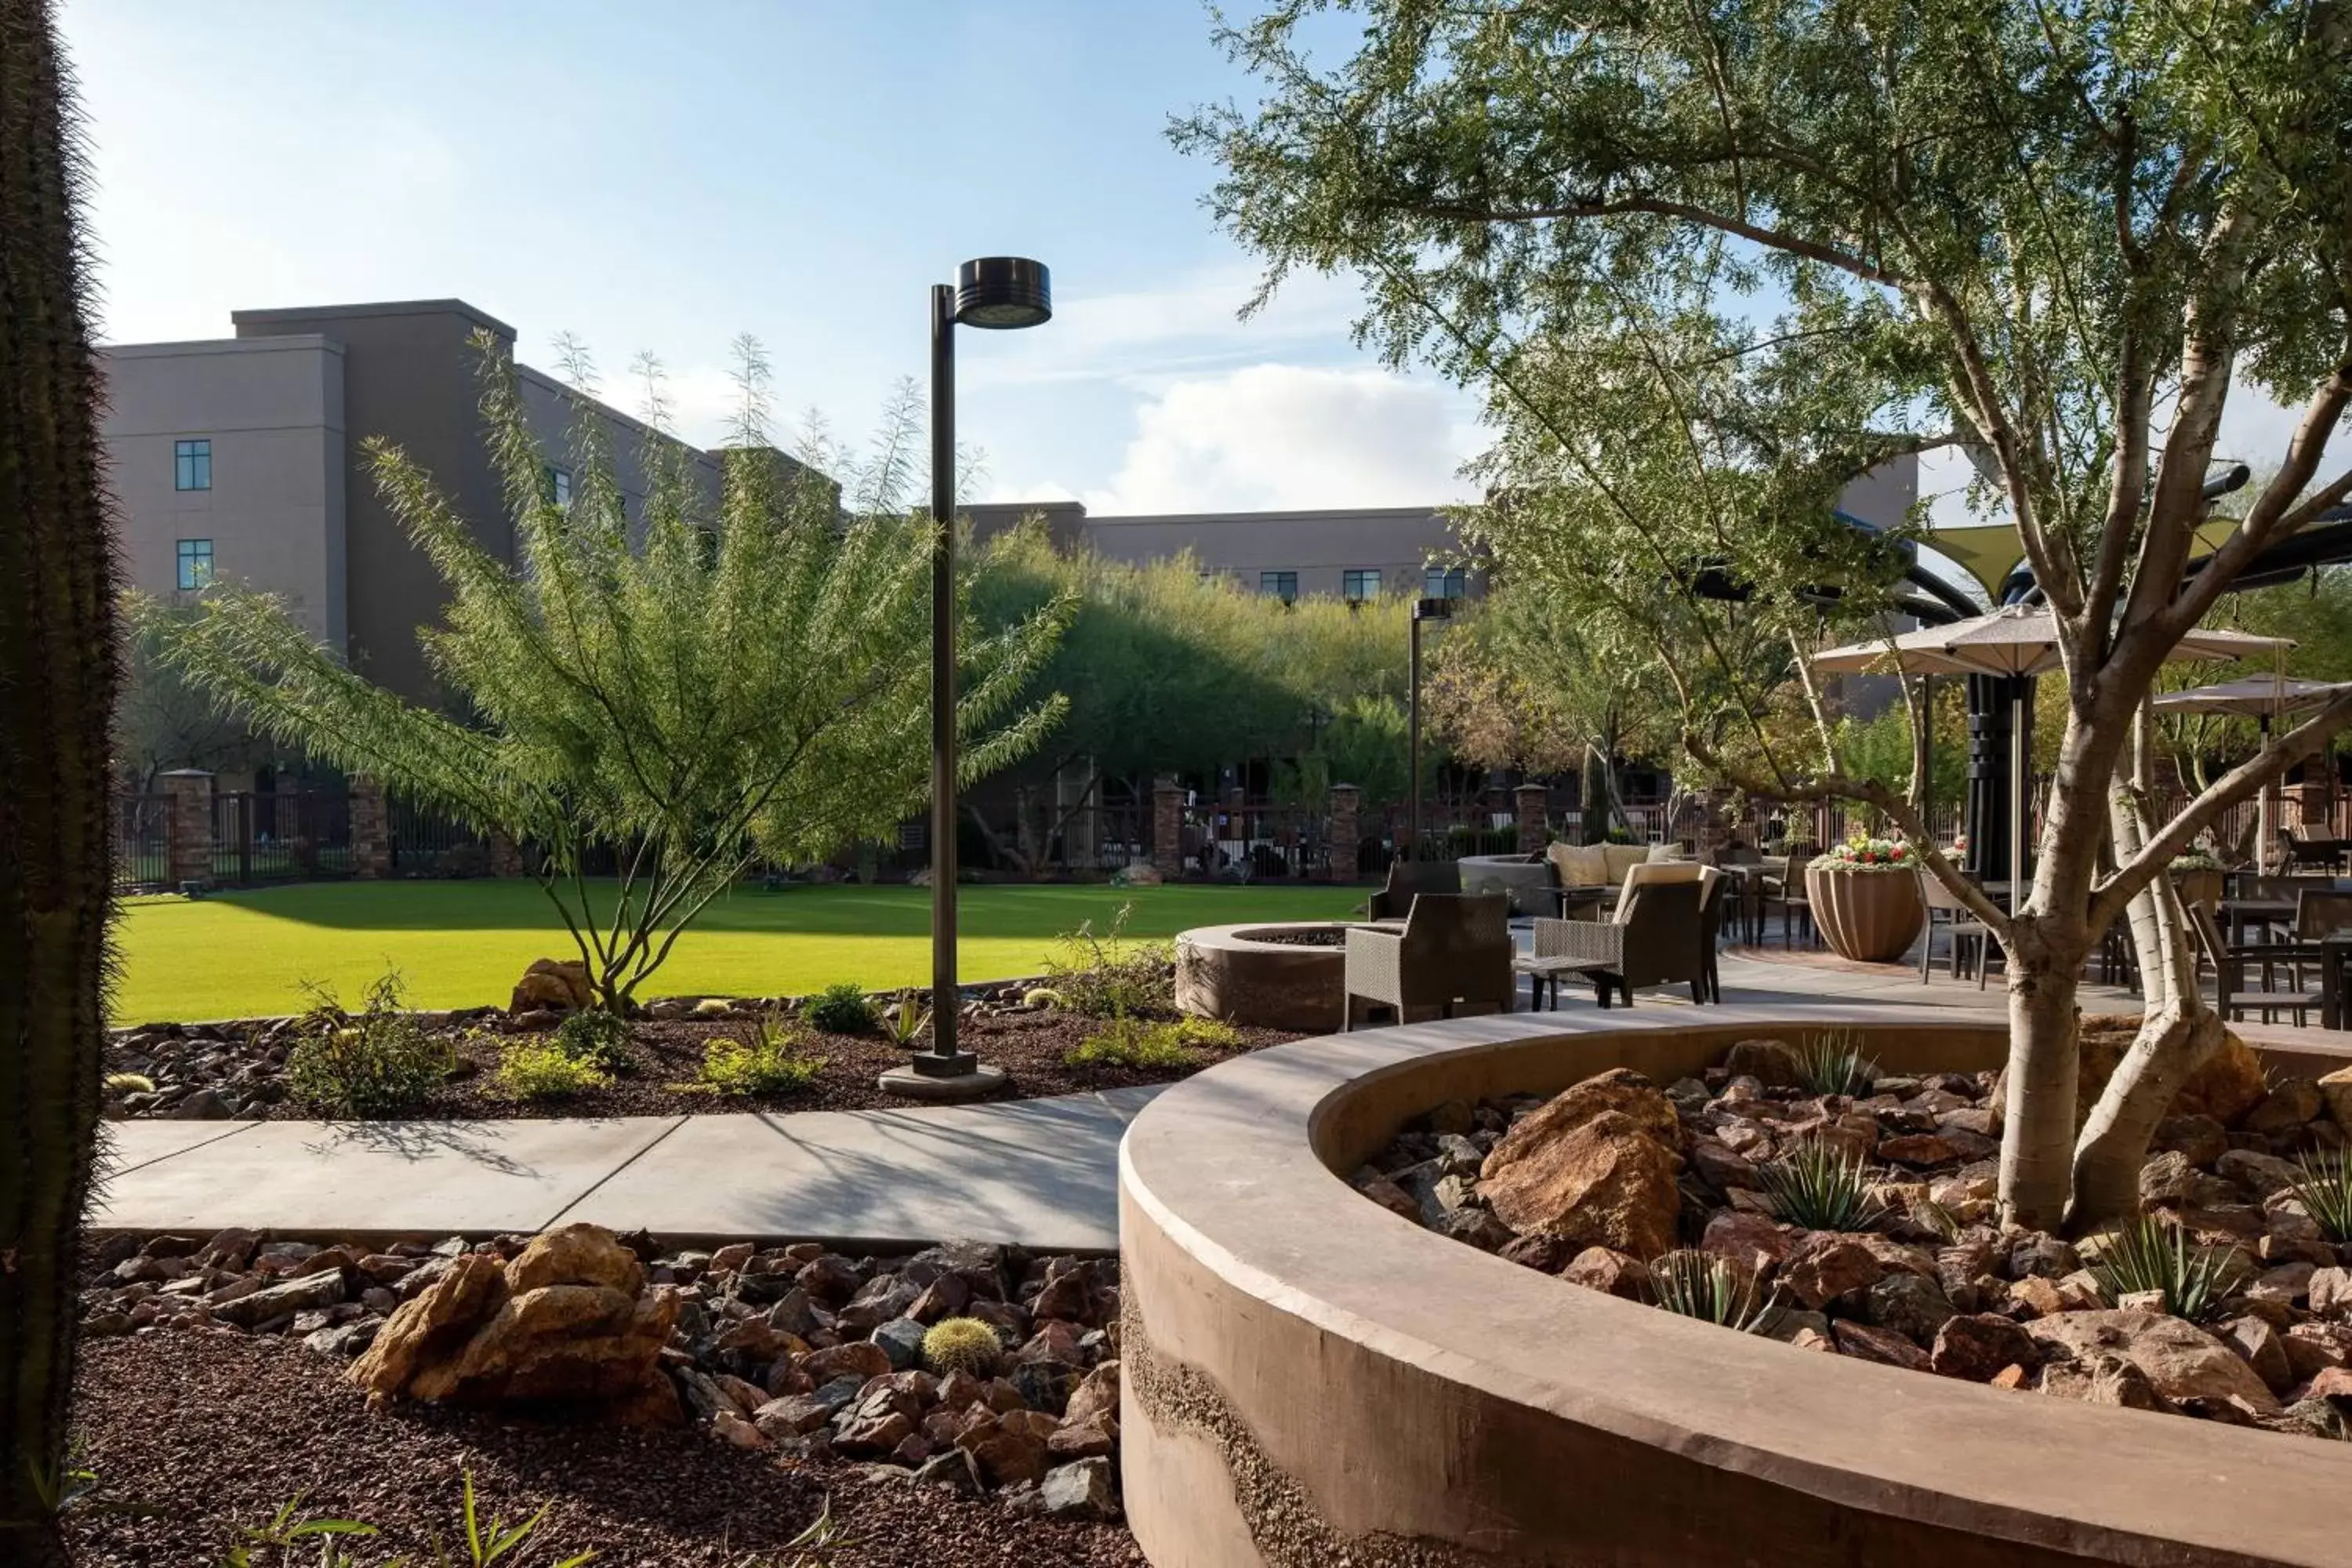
[
  {"left": 159, "top": 769, "right": 214, "bottom": 887},
  {"left": 350, "top": 773, "right": 391, "bottom": 880},
  {"left": 1512, "top": 783, "right": 1548, "bottom": 854},
  {"left": 1328, "top": 784, "right": 1362, "bottom": 882},
  {"left": 1151, "top": 780, "right": 1185, "bottom": 880}
]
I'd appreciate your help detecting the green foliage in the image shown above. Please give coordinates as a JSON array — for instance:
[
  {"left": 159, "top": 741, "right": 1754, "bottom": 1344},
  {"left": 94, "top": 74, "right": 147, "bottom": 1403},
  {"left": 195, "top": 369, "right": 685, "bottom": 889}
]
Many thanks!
[
  {"left": 2289, "top": 1153, "right": 2352, "bottom": 1245},
  {"left": 103, "top": 1073, "right": 155, "bottom": 1096},
  {"left": 1019, "top": 986, "right": 1065, "bottom": 1011},
  {"left": 1759, "top": 1142, "right": 1886, "bottom": 1232},
  {"left": 285, "top": 970, "right": 454, "bottom": 1118},
  {"left": 2089, "top": 1218, "right": 2246, "bottom": 1323},
  {"left": 551, "top": 1009, "right": 630, "bottom": 1073},
  {"left": 1791, "top": 1031, "right": 1879, "bottom": 1097},
  {"left": 1042, "top": 902, "right": 1174, "bottom": 1018},
  {"left": 140, "top": 347, "right": 1068, "bottom": 1012},
  {"left": 226, "top": 1471, "right": 593, "bottom": 1566},
  {"left": 691, "top": 1018, "right": 826, "bottom": 1097},
  {"left": 920, "top": 1317, "right": 1004, "bottom": 1377},
  {"left": 1064, "top": 1015, "right": 1233, "bottom": 1069},
  {"left": 764, "top": 1495, "right": 855, "bottom": 1568},
  {"left": 804, "top": 982, "right": 877, "bottom": 1036},
  {"left": 882, "top": 991, "right": 931, "bottom": 1047},
  {"left": 493, "top": 1040, "right": 611, "bottom": 1102},
  {"left": 1647, "top": 1250, "right": 1782, "bottom": 1334}
]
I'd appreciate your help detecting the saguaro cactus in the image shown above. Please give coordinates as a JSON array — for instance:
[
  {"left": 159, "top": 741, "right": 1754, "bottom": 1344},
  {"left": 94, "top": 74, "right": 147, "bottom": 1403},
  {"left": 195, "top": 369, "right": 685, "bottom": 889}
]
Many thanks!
[{"left": 0, "top": 1, "right": 122, "bottom": 1557}]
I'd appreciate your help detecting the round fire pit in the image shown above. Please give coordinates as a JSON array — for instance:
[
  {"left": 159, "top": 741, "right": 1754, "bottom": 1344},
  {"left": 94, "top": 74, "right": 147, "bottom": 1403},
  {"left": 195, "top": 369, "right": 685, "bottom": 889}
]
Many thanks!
[{"left": 1174, "top": 922, "right": 1354, "bottom": 1033}]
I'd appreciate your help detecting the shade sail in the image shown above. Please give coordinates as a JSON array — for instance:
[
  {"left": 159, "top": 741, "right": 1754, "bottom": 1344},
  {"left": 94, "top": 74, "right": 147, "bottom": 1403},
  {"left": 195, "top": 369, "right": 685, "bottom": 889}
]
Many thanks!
[{"left": 1810, "top": 604, "right": 2293, "bottom": 678}]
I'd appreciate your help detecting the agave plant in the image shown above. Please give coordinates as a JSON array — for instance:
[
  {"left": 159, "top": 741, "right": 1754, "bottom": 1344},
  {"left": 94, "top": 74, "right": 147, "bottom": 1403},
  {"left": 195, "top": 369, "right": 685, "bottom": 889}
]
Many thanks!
[
  {"left": 2289, "top": 1152, "right": 2352, "bottom": 1244},
  {"left": 884, "top": 991, "right": 931, "bottom": 1048},
  {"left": 1759, "top": 1140, "right": 1886, "bottom": 1232},
  {"left": 2088, "top": 1218, "right": 2246, "bottom": 1322},
  {"left": 1791, "top": 1030, "right": 1878, "bottom": 1098},
  {"left": 1648, "top": 1250, "right": 1783, "bottom": 1334}
]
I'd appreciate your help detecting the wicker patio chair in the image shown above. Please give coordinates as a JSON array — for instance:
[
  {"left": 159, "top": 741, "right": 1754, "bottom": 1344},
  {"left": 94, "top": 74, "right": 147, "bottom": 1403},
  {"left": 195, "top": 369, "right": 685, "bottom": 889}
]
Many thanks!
[
  {"left": 1533, "top": 866, "right": 1705, "bottom": 1008},
  {"left": 1758, "top": 848, "right": 1814, "bottom": 946},
  {"left": 1341, "top": 892, "right": 1514, "bottom": 1029},
  {"left": 1365, "top": 858, "right": 1461, "bottom": 922}
]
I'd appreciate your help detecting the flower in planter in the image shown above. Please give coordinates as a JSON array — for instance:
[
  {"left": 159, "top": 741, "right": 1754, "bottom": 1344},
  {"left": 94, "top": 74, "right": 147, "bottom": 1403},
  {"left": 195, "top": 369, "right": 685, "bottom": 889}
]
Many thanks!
[
  {"left": 1820, "top": 835, "right": 1914, "bottom": 872},
  {"left": 2169, "top": 848, "right": 2224, "bottom": 872}
]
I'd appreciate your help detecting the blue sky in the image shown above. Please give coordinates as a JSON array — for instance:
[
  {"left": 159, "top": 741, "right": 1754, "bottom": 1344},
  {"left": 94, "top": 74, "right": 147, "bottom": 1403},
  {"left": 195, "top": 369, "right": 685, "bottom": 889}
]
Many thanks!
[{"left": 63, "top": 1, "right": 1484, "bottom": 514}]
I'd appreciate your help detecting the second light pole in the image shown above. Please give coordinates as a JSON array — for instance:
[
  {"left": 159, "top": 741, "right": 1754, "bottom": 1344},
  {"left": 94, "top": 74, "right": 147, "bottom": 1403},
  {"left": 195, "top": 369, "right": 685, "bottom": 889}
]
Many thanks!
[
  {"left": 1407, "top": 593, "right": 1453, "bottom": 860},
  {"left": 882, "top": 256, "right": 1052, "bottom": 1102}
]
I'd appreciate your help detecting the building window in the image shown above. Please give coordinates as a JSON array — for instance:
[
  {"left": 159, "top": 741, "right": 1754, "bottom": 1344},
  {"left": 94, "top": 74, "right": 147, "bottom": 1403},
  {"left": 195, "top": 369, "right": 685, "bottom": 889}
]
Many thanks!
[
  {"left": 175, "top": 538, "right": 214, "bottom": 590},
  {"left": 174, "top": 438, "right": 212, "bottom": 491},
  {"left": 1424, "top": 564, "right": 1468, "bottom": 601},
  {"left": 1342, "top": 568, "right": 1381, "bottom": 604},
  {"left": 1259, "top": 570, "right": 1298, "bottom": 604},
  {"left": 543, "top": 464, "right": 572, "bottom": 508}
]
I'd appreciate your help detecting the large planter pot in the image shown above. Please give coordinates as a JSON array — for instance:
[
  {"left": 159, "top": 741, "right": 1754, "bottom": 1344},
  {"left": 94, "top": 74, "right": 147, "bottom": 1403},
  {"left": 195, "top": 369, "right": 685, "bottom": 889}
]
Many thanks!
[
  {"left": 2170, "top": 867, "right": 2223, "bottom": 911},
  {"left": 1805, "top": 862, "right": 1924, "bottom": 962}
]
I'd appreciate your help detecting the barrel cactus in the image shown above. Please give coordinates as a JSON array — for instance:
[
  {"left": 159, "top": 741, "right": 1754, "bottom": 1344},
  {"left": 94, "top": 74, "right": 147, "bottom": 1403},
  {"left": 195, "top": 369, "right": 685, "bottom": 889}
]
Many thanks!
[
  {"left": 0, "top": 2, "right": 125, "bottom": 1556},
  {"left": 921, "top": 1316, "right": 1004, "bottom": 1377}
]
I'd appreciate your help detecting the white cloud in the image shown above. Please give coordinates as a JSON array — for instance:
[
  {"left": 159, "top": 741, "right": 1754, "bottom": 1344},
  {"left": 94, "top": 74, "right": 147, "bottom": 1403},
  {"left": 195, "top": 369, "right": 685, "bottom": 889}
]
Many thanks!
[
  {"left": 962, "top": 266, "right": 1367, "bottom": 390},
  {"left": 996, "top": 362, "right": 1481, "bottom": 514}
]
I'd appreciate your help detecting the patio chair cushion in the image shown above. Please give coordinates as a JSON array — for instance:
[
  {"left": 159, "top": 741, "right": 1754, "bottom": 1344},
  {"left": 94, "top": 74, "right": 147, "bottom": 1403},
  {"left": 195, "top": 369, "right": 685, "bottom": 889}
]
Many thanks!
[
  {"left": 1601, "top": 844, "right": 1649, "bottom": 883},
  {"left": 1547, "top": 842, "right": 1612, "bottom": 887},
  {"left": 1644, "top": 843, "right": 1686, "bottom": 863}
]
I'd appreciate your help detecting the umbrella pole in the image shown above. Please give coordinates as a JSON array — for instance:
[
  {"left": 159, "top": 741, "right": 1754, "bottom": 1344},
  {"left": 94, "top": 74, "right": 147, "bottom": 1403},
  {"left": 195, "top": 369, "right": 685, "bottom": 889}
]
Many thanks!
[
  {"left": 2010, "top": 681, "right": 2029, "bottom": 909},
  {"left": 2259, "top": 713, "right": 2274, "bottom": 874}
]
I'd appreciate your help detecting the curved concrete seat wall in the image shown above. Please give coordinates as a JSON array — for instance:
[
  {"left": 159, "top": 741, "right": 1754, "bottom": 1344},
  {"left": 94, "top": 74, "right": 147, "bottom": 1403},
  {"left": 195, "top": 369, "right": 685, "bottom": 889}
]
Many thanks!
[{"left": 1118, "top": 1005, "right": 2352, "bottom": 1567}]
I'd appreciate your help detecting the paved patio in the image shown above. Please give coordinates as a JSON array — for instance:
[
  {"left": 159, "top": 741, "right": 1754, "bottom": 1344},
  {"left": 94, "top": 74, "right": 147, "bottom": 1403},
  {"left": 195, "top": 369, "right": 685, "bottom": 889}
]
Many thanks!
[{"left": 93, "top": 944, "right": 2299, "bottom": 1250}]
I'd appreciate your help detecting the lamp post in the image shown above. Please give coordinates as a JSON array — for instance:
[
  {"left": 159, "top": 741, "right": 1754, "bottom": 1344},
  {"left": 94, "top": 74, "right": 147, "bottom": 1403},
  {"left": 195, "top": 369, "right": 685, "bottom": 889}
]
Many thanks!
[
  {"left": 886, "top": 257, "right": 1051, "bottom": 1101},
  {"left": 1407, "top": 594, "right": 1453, "bottom": 860}
]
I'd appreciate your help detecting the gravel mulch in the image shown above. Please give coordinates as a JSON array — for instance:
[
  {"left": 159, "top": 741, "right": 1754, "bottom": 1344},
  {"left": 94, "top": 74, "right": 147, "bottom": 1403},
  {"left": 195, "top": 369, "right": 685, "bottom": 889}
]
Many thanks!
[
  {"left": 105, "top": 1009, "right": 1299, "bottom": 1123},
  {"left": 67, "top": 1331, "right": 1142, "bottom": 1566}
]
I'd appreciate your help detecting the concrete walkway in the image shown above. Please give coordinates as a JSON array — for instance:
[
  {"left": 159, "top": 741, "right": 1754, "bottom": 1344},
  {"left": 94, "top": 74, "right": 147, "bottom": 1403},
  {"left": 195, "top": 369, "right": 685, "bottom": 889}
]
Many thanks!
[
  {"left": 100, "top": 1086, "right": 1162, "bottom": 1253},
  {"left": 98, "top": 942, "right": 2288, "bottom": 1251}
]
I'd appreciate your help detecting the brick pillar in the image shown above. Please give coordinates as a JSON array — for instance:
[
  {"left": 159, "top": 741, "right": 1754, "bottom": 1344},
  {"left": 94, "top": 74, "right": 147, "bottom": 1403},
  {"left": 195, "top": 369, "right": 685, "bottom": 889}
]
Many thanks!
[
  {"left": 1151, "top": 780, "right": 1185, "bottom": 880},
  {"left": 1328, "top": 785, "right": 1362, "bottom": 882},
  {"left": 1512, "top": 783, "right": 1548, "bottom": 854},
  {"left": 489, "top": 832, "right": 525, "bottom": 877},
  {"left": 160, "top": 769, "right": 214, "bottom": 887},
  {"left": 350, "top": 773, "right": 391, "bottom": 879}
]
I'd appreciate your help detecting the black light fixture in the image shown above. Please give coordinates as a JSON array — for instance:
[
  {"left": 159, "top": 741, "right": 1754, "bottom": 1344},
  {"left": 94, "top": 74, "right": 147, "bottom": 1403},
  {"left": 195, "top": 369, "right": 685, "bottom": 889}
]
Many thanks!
[
  {"left": 1408, "top": 593, "right": 1454, "bottom": 861},
  {"left": 887, "top": 258, "right": 1053, "bottom": 1101}
]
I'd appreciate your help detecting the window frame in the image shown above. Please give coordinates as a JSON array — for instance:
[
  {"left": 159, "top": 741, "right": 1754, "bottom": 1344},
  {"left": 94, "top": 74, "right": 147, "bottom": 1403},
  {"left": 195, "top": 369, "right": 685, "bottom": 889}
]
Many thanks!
[
  {"left": 174, "top": 438, "right": 212, "bottom": 492},
  {"left": 1259, "top": 569, "right": 1300, "bottom": 604},
  {"left": 1424, "top": 564, "right": 1468, "bottom": 601},
  {"left": 175, "top": 537, "right": 214, "bottom": 591},
  {"left": 543, "top": 464, "right": 572, "bottom": 509},
  {"left": 1342, "top": 568, "right": 1381, "bottom": 604}
]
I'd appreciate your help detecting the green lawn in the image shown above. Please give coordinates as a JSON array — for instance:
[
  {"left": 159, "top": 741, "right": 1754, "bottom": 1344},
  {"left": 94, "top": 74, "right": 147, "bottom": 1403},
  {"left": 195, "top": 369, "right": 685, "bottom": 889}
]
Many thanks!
[{"left": 116, "top": 880, "right": 1363, "bottom": 1022}]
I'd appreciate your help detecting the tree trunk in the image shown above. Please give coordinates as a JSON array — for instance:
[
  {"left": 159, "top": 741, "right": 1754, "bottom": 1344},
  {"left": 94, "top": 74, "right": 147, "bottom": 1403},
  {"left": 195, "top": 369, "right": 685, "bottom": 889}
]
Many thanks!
[
  {"left": 0, "top": 3, "right": 121, "bottom": 1555},
  {"left": 1996, "top": 916, "right": 2085, "bottom": 1229}
]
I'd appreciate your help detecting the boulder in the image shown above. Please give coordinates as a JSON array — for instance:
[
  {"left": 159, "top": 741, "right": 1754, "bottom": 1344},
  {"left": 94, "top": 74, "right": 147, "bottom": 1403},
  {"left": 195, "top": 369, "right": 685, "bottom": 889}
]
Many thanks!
[
  {"left": 510, "top": 957, "right": 593, "bottom": 1014},
  {"left": 2073, "top": 1014, "right": 2267, "bottom": 1129},
  {"left": 1832, "top": 1320, "right": 1930, "bottom": 1370},
  {"left": 2039, "top": 1352, "right": 2170, "bottom": 1411},
  {"left": 1867, "top": 1274, "right": 1955, "bottom": 1345},
  {"left": 1721, "top": 1039, "right": 1805, "bottom": 1089},
  {"left": 1481, "top": 1069, "right": 1681, "bottom": 1171},
  {"left": 1700, "top": 1211, "right": 1788, "bottom": 1278},
  {"left": 349, "top": 1253, "right": 507, "bottom": 1395},
  {"left": 2218, "top": 1316, "right": 2296, "bottom": 1396},
  {"left": 2023, "top": 1309, "right": 2278, "bottom": 1410},
  {"left": 506, "top": 1224, "right": 643, "bottom": 1297},
  {"left": 2319, "top": 1066, "right": 2352, "bottom": 1131},
  {"left": 2310, "top": 1266, "right": 2352, "bottom": 1319},
  {"left": 1559, "top": 1246, "right": 1650, "bottom": 1300},
  {"left": 2151, "top": 1115, "right": 2230, "bottom": 1167},
  {"left": 1481, "top": 1106, "right": 1682, "bottom": 1260},
  {"left": 209, "top": 1269, "right": 347, "bottom": 1329},
  {"left": 2244, "top": 1079, "right": 2326, "bottom": 1136},
  {"left": 1930, "top": 1314, "right": 2042, "bottom": 1382},
  {"left": 1040, "top": 1457, "right": 1120, "bottom": 1521}
]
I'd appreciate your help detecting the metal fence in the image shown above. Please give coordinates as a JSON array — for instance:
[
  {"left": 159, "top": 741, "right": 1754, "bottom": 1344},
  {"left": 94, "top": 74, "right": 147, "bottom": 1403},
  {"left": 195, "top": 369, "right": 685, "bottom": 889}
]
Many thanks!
[
  {"left": 386, "top": 795, "right": 489, "bottom": 877},
  {"left": 209, "top": 789, "right": 352, "bottom": 883},
  {"left": 112, "top": 793, "right": 172, "bottom": 891}
]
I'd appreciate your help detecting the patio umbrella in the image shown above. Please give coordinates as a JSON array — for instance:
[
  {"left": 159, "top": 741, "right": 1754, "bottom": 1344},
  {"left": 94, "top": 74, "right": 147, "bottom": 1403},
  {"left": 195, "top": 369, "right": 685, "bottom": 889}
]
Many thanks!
[
  {"left": 1810, "top": 606, "right": 2295, "bottom": 898},
  {"left": 2151, "top": 677, "right": 2352, "bottom": 872}
]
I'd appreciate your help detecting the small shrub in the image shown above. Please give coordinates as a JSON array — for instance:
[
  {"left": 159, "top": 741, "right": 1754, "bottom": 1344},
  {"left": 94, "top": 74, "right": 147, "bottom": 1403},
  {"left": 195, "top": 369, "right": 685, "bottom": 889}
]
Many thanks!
[
  {"left": 1020, "top": 985, "right": 1065, "bottom": 1011},
  {"left": 285, "top": 969, "right": 453, "bottom": 1118},
  {"left": 1065, "top": 1016, "right": 1195, "bottom": 1069},
  {"left": 1648, "top": 1250, "right": 1782, "bottom": 1333},
  {"left": 1758, "top": 1141, "right": 1886, "bottom": 1231},
  {"left": 691, "top": 996, "right": 734, "bottom": 1018},
  {"left": 228, "top": 1469, "right": 592, "bottom": 1567},
  {"left": 103, "top": 1072, "right": 155, "bottom": 1096},
  {"left": 2290, "top": 1152, "right": 2352, "bottom": 1243},
  {"left": 804, "top": 981, "right": 877, "bottom": 1035},
  {"left": 2090, "top": 1217, "right": 2247, "bottom": 1321},
  {"left": 1043, "top": 903, "right": 1175, "bottom": 1018},
  {"left": 1174, "top": 1016, "right": 1243, "bottom": 1050},
  {"left": 1791, "top": 1029, "right": 1878, "bottom": 1097},
  {"left": 883, "top": 991, "right": 931, "bottom": 1047},
  {"left": 553, "top": 1008, "right": 631, "bottom": 1073},
  {"left": 494, "top": 1040, "right": 610, "bottom": 1101},
  {"left": 691, "top": 1018, "right": 826, "bottom": 1097},
  {"left": 921, "top": 1316, "right": 1004, "bottom": 1377}
]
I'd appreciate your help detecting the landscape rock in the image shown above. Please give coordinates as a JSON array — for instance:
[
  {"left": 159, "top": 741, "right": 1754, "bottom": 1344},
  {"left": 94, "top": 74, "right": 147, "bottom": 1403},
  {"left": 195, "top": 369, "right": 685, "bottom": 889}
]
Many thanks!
[
  {"left": 509, "top": 957, "right": 592, "bottom": 1014},
  {"left": 2024, "top": 1310, "right": 2278, "bottom": 1410},
  {"left": 1930, "top": 1314, "right": 2042, "bottom": 1382},
  {"left": 2318, "top": 1066, "right": 2352, "bottom": 1131},
  {"left": 2039, "top": 1352, "right": 2171, "bottom": 1411},
  {"left": 2245, "top": 1080, "right": 2326, "bottom": 1137},
  {"left": 1831, "top": 1320, "right": 1930, "bottom": 1370},
  {"left": 209, "top": 1269, "right": 347, "bottom": 1329},
  {"left": 1480, "top": 1107, "right": 1682, "bottom": 1260},
  {"left": 1558, "top": 1246, "right": 1650, "bottom": 1300},
  {"left": 1700, "top": 1210, "right": 1788, "bottom": 1277},
  {"left": 2074, "top": 1014, "right": 2267, "bottom": 1129},
  {"left": 1721, "top": 1039, "right": 1805, "bottom": 1089},
  {"left": 1038, "top": 1457, "right": 1120, "bottom": 1522}
]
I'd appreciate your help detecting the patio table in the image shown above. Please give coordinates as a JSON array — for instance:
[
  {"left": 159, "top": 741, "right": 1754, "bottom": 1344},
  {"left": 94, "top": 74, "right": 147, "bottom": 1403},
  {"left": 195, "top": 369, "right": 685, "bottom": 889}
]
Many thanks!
[
  {"left": 2323, "top": 929, "right": 2352, "bottom": 1030},
  {"left": 2225, "top": 898, "right": 2298, "bottom": 947},
  {"left": 1514, "top": 952, "right": 1609, "bottom": 1011}
]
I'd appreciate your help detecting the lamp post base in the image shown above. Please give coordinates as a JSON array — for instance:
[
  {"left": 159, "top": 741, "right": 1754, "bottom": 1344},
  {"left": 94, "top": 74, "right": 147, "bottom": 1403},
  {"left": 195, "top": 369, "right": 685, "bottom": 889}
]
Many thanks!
[{"left": 877, "top": 1058, "right": 1007, "bottom": 1102}]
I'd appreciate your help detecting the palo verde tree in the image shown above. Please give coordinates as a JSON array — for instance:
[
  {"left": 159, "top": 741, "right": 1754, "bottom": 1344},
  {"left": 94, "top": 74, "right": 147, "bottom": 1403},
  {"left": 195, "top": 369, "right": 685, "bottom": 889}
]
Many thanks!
[
  {"left": 147, "top": 342, "right": 1069, "bottom": 1011},
  {"left": 0, "top": 0, "right": 120, "bottom": 1556},
  {"left": 1183, "top": 0, "right": 2352, "bottom": 1230}
]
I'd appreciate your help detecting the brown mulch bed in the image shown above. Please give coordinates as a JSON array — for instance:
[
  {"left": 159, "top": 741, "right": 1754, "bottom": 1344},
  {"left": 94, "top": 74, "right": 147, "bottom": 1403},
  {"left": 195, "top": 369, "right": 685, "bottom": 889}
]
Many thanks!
[
  {"left": 106, "top": 1011, "right": 1299, "bottom": 1123},
  {"left": 66, "top": 1332, "right": 1142, "bottom": 1566}
]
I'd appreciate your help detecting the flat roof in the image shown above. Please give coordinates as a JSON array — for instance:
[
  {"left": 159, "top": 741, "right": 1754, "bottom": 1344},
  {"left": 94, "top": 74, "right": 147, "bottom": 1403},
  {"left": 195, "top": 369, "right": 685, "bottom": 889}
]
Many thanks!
[{"left": 232, "top": 298, "right": 518, "bottom": 339}]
